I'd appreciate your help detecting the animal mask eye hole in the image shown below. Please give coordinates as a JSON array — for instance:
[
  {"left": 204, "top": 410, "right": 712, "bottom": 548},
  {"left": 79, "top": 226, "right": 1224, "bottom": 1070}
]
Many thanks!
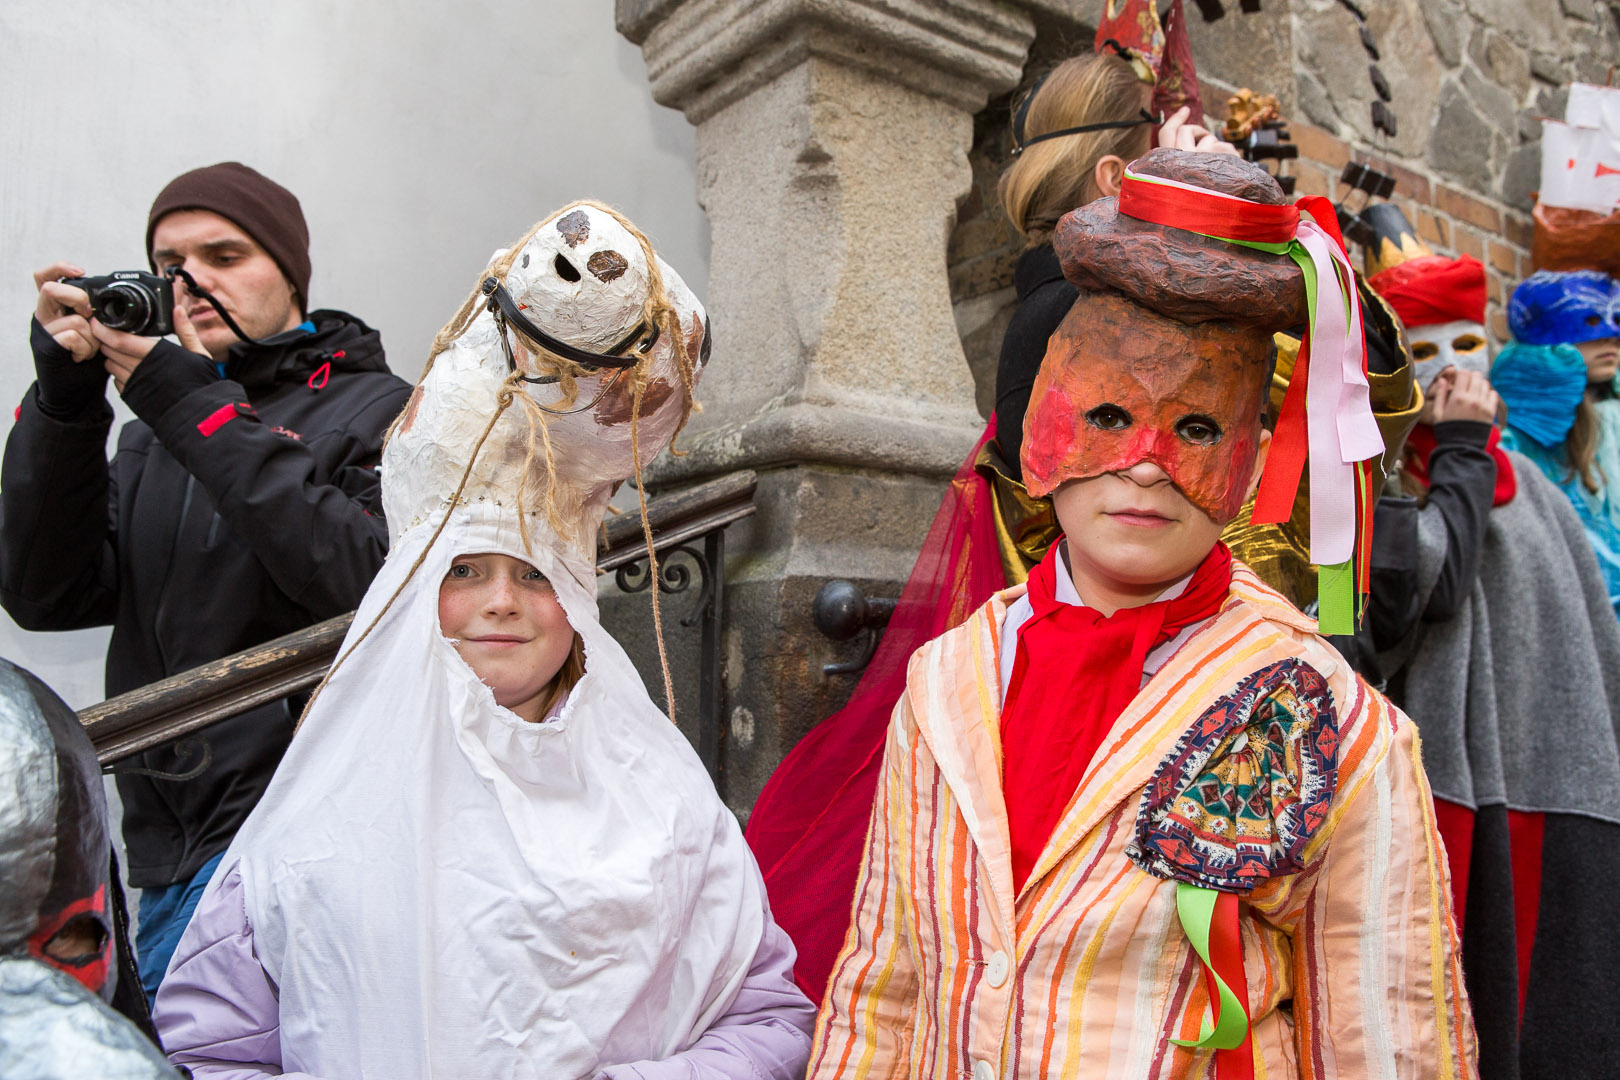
[
  {"left": 1587, "top": 315, "right": 1603, "bottom": 326},
  {"left": 1412, "top": 341, "right": 1439, "bottom": 361},
  {"left": 521, "top": 253, "right": 530, "bottom": 269},
  {"left": 1175, "top": 415, "right": 1223, "bottom": 446},
  {"left": 44, "top": 914, "right": 107, "bottom": 966},
  {"left": 1085, "top": 404, "right": 1132, "bottom": 431},
  {"left": 554, "top": 254, "right": 581, "bottom": 283},
  {"left": 1452, "top": 334, "right": 1485, "bottom": 353}
]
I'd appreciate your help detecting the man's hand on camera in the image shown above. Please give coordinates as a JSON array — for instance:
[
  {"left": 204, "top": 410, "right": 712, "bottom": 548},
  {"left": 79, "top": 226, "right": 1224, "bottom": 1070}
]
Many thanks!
[
  {"left": 33, "top": 263, "right": 99, "bottom": 363},
  {"left": 95, "top": 306, "right": 210, "bottom": 394}
]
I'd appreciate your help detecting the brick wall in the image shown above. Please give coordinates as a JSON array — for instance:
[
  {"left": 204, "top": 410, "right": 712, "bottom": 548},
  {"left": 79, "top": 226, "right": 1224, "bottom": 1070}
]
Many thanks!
[{"left": 1287, "top": 120, "right": 1531, "bottom": 344}]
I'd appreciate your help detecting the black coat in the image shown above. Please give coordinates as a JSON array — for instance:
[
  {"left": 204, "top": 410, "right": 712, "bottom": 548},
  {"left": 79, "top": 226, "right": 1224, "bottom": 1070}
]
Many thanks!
[
  {"left": 0, "top": 311, "right": 411, "bottom": 888},
  {"left": 994, "top": 245, "right": 1075, "bottom": 481}
]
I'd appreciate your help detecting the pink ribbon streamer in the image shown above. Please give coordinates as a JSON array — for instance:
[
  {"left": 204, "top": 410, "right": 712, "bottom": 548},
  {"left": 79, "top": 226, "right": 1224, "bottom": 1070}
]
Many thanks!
[{"left": 1297, "top": 220, "right": 1383, "bottom": 566}]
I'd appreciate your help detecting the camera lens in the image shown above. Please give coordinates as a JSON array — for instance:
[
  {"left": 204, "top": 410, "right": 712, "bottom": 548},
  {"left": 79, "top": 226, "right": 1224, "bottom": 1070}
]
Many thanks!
[{"left": 95, "top": 283, "right": 153, "bottom": 333}]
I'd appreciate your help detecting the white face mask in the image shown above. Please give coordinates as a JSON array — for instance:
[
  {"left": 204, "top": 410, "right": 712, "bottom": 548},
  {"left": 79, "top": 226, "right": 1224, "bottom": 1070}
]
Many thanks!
[{"left": 1410, "top": 318, "right": 1490, "bottom": 389}]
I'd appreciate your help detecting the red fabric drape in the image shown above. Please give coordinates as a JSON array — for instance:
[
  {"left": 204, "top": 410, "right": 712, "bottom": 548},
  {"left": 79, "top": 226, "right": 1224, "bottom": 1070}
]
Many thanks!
[
  {"left": 1404, "top": 423, "right": 1518, "bottom": 508},
  {"left": 744, "top": 417, "right": 1009, "bottom": 1001},
  {"left": 1431, "top": 798, "right": 1475, "bottom": 931},
  {"left": 1507, "top": 809, "right": 1546, "bottom": 1020},
  {"left": 1001, "top": 540, "right": 1233, "bottom": 892}
]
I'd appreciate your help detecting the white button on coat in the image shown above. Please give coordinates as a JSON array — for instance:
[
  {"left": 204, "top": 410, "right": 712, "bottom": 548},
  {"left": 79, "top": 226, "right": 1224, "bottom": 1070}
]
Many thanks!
[
  {"left": 972, "top": 1058, "right": 996, "bottom": 1080},
  {"left": 985, "top": 949, "right": 1010, "bottom": 988}
]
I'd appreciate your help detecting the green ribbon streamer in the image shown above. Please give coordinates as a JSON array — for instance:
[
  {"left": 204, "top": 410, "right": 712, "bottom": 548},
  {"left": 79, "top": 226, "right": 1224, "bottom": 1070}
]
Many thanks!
[
  {"left": 1316, "top": 559, "right": 1355, "bottom": 635},
  {"left": 1169, "top": 882, "right": 1250, "bottom": 1052}
]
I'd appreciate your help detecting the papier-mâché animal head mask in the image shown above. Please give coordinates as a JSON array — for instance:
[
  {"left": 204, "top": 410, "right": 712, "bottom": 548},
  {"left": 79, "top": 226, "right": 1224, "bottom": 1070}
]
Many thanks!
[
  {"left": 0, "top": 662, "right": 113, "bottom": 1001},
  {"left": 382, "top": 202, "right": 710, "bottom": 589}
]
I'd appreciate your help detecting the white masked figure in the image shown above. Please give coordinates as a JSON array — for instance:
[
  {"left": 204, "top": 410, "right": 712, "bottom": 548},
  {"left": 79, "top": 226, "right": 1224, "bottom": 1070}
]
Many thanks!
[
  {"left": 1409, "top": 318, "right": 1490, "bottom": 387},
  {"left": 1360, "top": 203, "right": 1491, "bottom": 392},
  {"left": 152, "top": 203, "right": 815, "bottom": 1080}
]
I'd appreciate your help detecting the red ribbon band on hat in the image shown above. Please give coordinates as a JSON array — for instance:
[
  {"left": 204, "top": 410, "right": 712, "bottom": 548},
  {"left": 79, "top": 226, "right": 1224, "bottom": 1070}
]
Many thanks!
[{"left": 1117, "top": 174, "right": 1301, "bottom": 244}]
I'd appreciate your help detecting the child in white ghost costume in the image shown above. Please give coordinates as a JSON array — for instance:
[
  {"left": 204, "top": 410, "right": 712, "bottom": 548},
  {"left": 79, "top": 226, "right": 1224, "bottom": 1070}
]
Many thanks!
[{"left": 151, "top": 204, "right": 816, "bottom": 1080}]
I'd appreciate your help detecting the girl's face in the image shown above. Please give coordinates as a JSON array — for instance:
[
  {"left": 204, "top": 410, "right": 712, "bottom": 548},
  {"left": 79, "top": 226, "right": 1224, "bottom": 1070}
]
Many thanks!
[
  {"left": 1578, "top": 337, "right": 1620, "bottom": 386},
  {"left": 1051, "top": 439, "right": 1265, "bottom": 614},
  {"left": 438, "top": 553, "right": 577, "bottom": 723}
]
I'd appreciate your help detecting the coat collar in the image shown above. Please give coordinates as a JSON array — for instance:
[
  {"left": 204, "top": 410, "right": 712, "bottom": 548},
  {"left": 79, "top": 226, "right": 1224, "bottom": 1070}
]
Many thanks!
[{"left": 907, "top": 561, "right": 1336, "bottom": 921}]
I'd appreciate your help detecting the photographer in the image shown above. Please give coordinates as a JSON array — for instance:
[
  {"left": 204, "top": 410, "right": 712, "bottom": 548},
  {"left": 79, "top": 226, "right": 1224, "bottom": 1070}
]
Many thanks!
[{"left": 0, "top": 162, "right": 411, "bottom": 1004}]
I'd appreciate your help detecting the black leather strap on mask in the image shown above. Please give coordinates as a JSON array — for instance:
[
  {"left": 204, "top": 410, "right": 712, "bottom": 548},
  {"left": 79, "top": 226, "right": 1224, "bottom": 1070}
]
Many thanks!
[{"left": 481, "top": 277, "right": 656, "bottom": 379}]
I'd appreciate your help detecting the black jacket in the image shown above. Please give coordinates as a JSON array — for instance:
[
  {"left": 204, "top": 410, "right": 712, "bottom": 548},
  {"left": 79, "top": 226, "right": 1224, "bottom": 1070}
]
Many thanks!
[
  {"left": 1334, "top": 420, "right": 1498, "bottom": 693},
  {"left": 0, "top": 311, "right": 411, "bottom": 888},
  {"left": 994, "top": 245, "right": 1075, "bottom": 480}
]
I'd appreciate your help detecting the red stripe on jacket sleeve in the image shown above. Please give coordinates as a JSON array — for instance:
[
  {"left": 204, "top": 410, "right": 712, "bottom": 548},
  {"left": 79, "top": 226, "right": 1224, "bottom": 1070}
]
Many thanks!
[{"left": 197, "top": 402, "right": 251, "bottom": 437}]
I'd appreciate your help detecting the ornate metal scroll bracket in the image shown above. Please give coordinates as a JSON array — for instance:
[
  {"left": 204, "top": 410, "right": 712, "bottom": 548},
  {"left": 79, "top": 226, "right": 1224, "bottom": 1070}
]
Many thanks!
[
  {"left": 812, "top": 581, "right": 897, "bottom": 676},
  {"left": 607, "top": 531, "right": 730, "bottom": 781},
  {"left": 613, "top": 542, "right": 714, "bottom": 629},
  {"left": 599, "top": 472, "right": 756, "bottom": 782}
]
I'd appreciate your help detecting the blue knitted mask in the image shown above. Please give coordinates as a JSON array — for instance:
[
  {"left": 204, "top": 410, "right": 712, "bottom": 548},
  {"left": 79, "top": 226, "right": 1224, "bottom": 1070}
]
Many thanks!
[
  {"left": 1491, "top": 342, "right": 1590, "bottom": 447},
  {"left": 1508, "top": 270, "right": 1620, "bottom": 347}
]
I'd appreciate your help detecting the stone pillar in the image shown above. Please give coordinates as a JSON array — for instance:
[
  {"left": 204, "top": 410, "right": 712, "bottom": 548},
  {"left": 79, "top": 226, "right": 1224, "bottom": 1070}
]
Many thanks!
[{"left": 613, "top": 0, "right": 1042, "bottom": 817}]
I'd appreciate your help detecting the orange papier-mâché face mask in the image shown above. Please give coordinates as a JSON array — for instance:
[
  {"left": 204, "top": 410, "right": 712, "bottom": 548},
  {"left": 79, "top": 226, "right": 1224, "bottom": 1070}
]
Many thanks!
[{"left": 1021, "top": 293, "right": 1273, "bottom": 524}]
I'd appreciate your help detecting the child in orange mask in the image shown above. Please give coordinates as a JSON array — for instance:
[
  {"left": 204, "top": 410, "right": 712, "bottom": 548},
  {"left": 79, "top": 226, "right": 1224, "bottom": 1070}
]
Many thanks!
[{"left": 809, "top": 151, "right": 1476, "bottom": 1080}]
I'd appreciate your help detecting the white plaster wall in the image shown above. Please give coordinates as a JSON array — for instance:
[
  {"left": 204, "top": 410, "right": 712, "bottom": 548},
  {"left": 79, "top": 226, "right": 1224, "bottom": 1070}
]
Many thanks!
[{"left": 0, "top": 0, "right": 705, "bottom": 709}]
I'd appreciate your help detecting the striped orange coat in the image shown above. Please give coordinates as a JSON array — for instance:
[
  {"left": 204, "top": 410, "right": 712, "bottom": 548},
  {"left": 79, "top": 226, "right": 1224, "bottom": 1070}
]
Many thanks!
[{"left": 809, "top": 563, "right": 1477, "bottom": 1080}]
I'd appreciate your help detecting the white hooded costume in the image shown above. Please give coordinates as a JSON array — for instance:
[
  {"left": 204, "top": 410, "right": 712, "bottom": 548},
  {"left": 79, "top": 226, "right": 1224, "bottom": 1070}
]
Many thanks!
[{"left": 152, "top": 205, "right": 812, "bottom": 1079}]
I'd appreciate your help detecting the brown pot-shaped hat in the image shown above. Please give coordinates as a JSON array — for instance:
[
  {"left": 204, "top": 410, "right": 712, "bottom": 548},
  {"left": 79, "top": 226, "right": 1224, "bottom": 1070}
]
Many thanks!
[{"left": 1053, "top": 148, "right": 1308, "bottom": 330}]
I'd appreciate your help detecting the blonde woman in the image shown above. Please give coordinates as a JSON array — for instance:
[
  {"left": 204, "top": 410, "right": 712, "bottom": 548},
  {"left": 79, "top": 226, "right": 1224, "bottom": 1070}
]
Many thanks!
[{"left": 995, "top": 50, "right": 1234, "bottom": 477}]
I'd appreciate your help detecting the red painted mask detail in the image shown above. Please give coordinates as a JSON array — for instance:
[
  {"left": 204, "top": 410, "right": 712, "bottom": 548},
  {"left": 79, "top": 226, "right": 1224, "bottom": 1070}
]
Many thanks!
[
  {"left": 1021, "top": 293, "right": 1272, "bottom": 523},
  {"left": 27, "top": 884, "right": 111, "bottom": 996}
]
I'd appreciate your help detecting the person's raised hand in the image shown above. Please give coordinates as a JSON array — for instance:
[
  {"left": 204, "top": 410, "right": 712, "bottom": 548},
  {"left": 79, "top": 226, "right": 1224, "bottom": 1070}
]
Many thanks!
[
  {"left": 32, "top": 263, "right": 98, "bottom": 362},
  {"left": 1432, "top": 369, "right": 1500, "bottom": 426},
  {"left": 1157, "top": 106, "right": 1240, "bottom": 156},
  {"left": 97, "top": 304, "right": 210, "bottom": 394}
]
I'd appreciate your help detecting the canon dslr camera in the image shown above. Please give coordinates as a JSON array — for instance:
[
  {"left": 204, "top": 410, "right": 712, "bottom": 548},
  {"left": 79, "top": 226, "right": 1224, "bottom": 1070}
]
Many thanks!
[{"left": 59, "top": 271, "right": 174, "bottom": 337}]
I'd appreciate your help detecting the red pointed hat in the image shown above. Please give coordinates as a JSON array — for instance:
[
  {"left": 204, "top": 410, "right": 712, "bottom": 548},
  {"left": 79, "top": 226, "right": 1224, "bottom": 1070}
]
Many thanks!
[{"left": 1369, "top": 257, "right": 1487, "bottom": 329}]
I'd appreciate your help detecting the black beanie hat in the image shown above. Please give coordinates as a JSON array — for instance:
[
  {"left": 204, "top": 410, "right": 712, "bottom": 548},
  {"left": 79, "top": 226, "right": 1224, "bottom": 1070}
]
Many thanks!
[{"left": 146, "top": 162, "right": 311, "bottom": 312}]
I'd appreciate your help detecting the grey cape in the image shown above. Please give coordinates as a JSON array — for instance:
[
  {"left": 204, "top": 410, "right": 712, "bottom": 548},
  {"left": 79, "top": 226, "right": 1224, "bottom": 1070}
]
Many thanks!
[{"left": 1395, "top": 449, "right": 1620, "bottom": 1080}]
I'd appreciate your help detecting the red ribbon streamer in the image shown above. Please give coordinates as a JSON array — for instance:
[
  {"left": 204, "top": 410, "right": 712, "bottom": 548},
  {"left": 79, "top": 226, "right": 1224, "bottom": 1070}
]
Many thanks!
[
  {"left": 1253, "top": 334, "right": 1311, "bottom": 524},
  {"left": 1118, "top": 175, "right": 1301, "bottom": 242},
  {"left": 1209, "top": 891, "right": 1254, "bottom": 1080}
]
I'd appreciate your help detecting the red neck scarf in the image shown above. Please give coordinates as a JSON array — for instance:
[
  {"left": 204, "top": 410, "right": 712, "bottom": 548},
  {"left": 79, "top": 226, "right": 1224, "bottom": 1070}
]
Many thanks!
[
  {"left": 1001, "top": 539, "right": 1233, "bottom": 893},
  {"left": 1405, "top": 424, "right": 1517, "bottom": 507}
]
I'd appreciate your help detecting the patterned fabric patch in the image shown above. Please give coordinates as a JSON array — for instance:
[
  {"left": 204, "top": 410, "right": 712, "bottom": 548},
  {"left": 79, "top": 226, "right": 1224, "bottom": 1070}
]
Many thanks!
[{"left": 1126, "top": 658, "right": 1338, "bottom": 891}]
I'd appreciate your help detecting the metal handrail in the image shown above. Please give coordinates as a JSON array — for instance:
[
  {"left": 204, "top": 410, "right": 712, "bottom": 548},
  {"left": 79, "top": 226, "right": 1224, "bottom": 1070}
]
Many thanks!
[{"left": 82, "top": 470, "right": 757, "bottom": 764}]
